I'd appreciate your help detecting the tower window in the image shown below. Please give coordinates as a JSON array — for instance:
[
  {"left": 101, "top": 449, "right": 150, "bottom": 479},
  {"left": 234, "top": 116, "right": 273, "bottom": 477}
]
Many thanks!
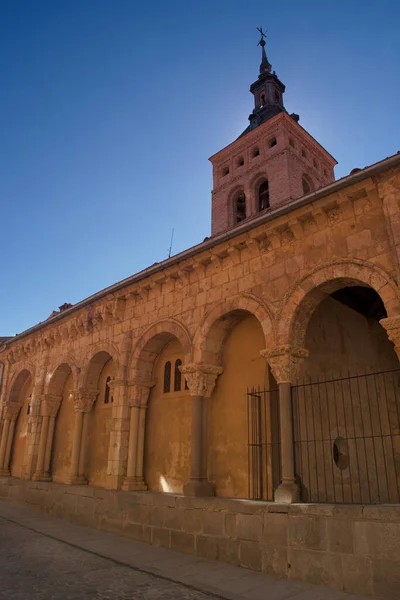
[
  {"left": 268, "top": 137, "right": 277, "bottom": 148},
  {"left": 289, "top": 138, "right": 295, "bottom": 148},
  {"left": 237, "top": 156, "right": 244, "bottom": 167},
  {"left": 252, "top": 147, "right": 260, "bottom": 158},
  {"left": 104, "top": 376, "right": 111, "bottom": 404},
  {"left": 302, "top": 175, "right": 313, "bottom": 195},
  {"left": 324, "top": 168, "right": 328, "bottom": 177},
  {"left": 174, "top": 359, "right": 182, "bottom": 392},
  {"left": 222, "top": 166, "right": 230, "bottom": 177},
  {"left": 301, "top": 149, "right": 307, "bottom": 159},
  {"left": 163, "top": 361, "right": 171, "bottom": 393},
  {"left": 313, "top": 158, "right": 319, "bottom": 169},
  {"left": 234, "top": 192, "right": 246, "bottom": 223},
  {"left": 258, "top": 180, "right": 270, "bottom": 212},
  {"left": 260, "top": 93, "right": 266, "bottom": 106}
]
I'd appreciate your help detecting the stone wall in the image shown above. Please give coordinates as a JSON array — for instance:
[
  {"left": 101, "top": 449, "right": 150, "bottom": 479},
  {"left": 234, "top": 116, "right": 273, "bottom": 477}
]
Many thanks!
[{"left": 0, "top": 477, "right": 398, "bottom": 600}]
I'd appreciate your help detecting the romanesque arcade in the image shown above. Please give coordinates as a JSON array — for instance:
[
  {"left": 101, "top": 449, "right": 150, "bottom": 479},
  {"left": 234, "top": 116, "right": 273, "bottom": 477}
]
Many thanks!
[{"left": 1, "top": 258, "right": 400, "bottom": 505}]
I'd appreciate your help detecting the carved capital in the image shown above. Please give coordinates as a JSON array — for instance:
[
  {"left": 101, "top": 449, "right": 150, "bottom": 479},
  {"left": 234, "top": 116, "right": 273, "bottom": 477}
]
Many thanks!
[
  {"left": 380, "top": 316, "right": 400, "bottom": 359},
  {"left": 40, "top": 394, "right": 62, "bottom": 418},
  {"left": 128, "top": 380, "right": 154, "bottom": 407},
  {"left": 180, "top": 363, "right": 223, "bottom": 398},
  {"left": 73, "top": 388, "right": 98, "bottom": 413},
  {"left": 3, "top": 403, "right": 21, "bottom": 421},
  {"left": 261, "top": 345, "right": 309, "bottom": 384}
]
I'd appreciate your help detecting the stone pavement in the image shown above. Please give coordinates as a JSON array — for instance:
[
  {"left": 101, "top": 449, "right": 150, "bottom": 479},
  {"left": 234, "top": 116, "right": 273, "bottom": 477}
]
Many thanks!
[{"left": 0, "top": 499, "right": 378, "bottom": 600}]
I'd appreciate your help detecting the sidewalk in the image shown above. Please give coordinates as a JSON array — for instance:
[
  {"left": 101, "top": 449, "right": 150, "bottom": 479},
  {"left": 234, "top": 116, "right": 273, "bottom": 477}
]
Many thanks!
[{"left": 0, "top": 498, "right": 377, "bottom": 600}]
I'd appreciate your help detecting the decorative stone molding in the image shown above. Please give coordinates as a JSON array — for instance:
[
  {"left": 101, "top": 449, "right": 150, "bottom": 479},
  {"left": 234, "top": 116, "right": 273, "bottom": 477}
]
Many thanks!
[
  {"left": 128, "top": 381, "right": 154, "bottom": 407},
  {"left": 3, "top": 403, "right": 22, "bottom": 421},
  {"left": 40, "top": 394, "right": 62, "bottom": 418},
  {"left": 261, "top": 345, "right": 309, "bottom": 384},
  {"left": 180, "top": 364, "right": 223, "bottom": 398},
  {"left": 73, "top": 388, "right": 98, "bottom": 413}
]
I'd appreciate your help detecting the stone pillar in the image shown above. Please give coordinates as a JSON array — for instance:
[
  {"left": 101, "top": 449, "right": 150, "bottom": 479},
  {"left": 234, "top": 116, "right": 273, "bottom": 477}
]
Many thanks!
[
  {"left": 0, "top": 404, "right": 21, "bottom": 476},
  {"left": 261, "top": 345, "right": 308, "bottom": 504},
  {"left": 33, "top": 394, "right": 61, "bottom": 481},
  {"left": 122, "top": 382, "right": 152, "bottom": 491},
  {"left": 180, "top": 363, "right": 223, "bottom": 497},
  {"left": 380, "top": 316, "right": 400, "bottom": 361},
  {"left": 69, "top": 389, "right": 97, "bottom": 485},
  {"left": 378, "top": 175, "right": 400, "bottom": 283}
]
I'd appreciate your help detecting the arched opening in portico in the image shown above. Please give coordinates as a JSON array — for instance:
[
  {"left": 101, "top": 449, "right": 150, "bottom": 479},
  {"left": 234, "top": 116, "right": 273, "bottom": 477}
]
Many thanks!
[
  {"left": 84, "top": 351, "right": 115, "bottom": 488},
  {"left": 143, "top": 335, "right": 191, "bottom": 494},
  {"left": 196, "top": 301, "right": 276, "bottom": 500},
  {"left": 280, "top": 267, "right": 400, "bottom": 504},
  {"left": 49, "top": 363, "right": 74, "bottom": 484},
  {"left": 9, "top": 370, "right": 32, "bottom": 478}
]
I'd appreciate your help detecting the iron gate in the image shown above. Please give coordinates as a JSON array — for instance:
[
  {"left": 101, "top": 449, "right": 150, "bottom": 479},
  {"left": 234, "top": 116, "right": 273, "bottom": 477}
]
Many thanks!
[{"left": 247, "top": 369, "right": 400, "bottom": 504}]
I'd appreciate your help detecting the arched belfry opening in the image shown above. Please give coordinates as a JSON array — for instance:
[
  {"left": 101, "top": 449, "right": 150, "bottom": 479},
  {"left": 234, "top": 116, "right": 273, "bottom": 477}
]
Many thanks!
[
  {"left": 258, "top": 179, "right": 270, "bottom": 211},
  {"left": 233, "top": 191, "right": 246, "bottom": 224}
]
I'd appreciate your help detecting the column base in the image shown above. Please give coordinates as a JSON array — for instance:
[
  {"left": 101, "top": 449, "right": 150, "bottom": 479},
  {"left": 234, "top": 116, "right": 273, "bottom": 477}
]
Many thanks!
[
  {"left": 183, "top": 478, "right": 215, "bottom": 497},
  {"left": 32, "top": 472, "right": 52, "bottom": 482},
  {"left": 0, "top": 469, "right": 10, "bottom": 477},
  {"left": 68, "top": 476, "right": 88, "bottom": 486},
  {"left": 274, "top": 480, "right": 300, "bottom": 504},
  {"left": 122, "top": 477, "right": 148, "bottom": 492}
]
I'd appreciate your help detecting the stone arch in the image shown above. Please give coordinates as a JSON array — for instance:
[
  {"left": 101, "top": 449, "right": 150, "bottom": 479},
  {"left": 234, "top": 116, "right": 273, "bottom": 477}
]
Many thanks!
[
  {"left": 131, "top": 319, "right": 192, "bottom": 382},
  {"left": 7, "top": 367, "right": 34, "bottom": 406},
  {"left": 277, "top": 259, "right": 400, "bottom": 347},
  {"left": 45, "top": 359, "right": 78, "bottom": 396},
  {"left": 81, "top": 347, "right": 118, "bottom": 392},
  {"left": 193, "top": 293, "right": 275, "bottom": 365}
]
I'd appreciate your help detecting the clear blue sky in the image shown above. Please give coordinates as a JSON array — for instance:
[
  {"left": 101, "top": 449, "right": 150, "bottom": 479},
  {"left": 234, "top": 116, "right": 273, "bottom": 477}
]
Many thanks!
[{"left": 1, "top": 0, "right": 399, "bottom": 336}]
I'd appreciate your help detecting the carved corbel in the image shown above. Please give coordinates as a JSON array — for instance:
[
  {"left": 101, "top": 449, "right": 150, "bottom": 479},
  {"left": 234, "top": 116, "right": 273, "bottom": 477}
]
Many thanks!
[
  {"left": 128, "top": 380, "right": 154, "bottom": 407},
  {"left": 180, "top": 364, "right": 223, "bottom": 398},
  {"left": 3, "top": 403, "right": 22, "bottom": 421},
  {"left": 40, "top": 394, "right": 62, "bottom": 418},
  {"left": 261, "top": 345, "right": 309, "bottom": 384},
  {"left": 380, "top": 315, "right": 400, "bottom": 361}
]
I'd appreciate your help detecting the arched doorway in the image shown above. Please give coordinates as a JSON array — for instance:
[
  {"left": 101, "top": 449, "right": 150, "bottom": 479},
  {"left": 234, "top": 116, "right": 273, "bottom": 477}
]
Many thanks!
[
  {"left": 145, "top": 337, "right": 191, "bottom": 493},
  {"left": 9, "top": 370, "right": 32, "bottom": 478}
]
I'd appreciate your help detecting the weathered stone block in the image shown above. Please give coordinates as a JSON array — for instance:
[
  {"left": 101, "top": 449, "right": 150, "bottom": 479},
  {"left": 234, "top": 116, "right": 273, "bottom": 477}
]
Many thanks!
[
  {"left": 152, "top": 526, "right": 170, "bottom": 548},
  {"left": 239, "top": 541, "right": 262, "bottom": 571},
  {"left": 196, "top": 535, "right": 239, "bottom": 564},
  {"left": 224, "top": 512, "right": 236, "bottom": 538},
  {"left": 183, "top": 509, "right": 203, "bottom": 534},
  {"left": 342, "top": 555, "right": 373, "bottom": 596},
  {"left": 170, "top": 530, "right": 195, "bottom": 554},
  {"left": 163, "top": 507, "right": 183, "bottom": 531},
  {"left": 262, "top": 545, "right": 288, "bottom": 578},
  {"left": 372, "top": 558, "right": 400, "bottom": 600},
  {"left": 263, "top": 513, "right": 287, "bottom": 546},
  {"left": 202, "top": 510, "right": 224, "bottom": 536},
  {"left": 288, "top": 548, "right": 343, "bottom": 589},
  {"left": 150, "top": 505, "right": 164, "bottom": 528},
  {"left": 235, "top": 513, "right": 262, "bottom": 542},
  {"left": 288, "top": 515, "right": 327, "bottom": 551},
  {"left": 327, "top": 518, "right": 354, "bottom": 554}
]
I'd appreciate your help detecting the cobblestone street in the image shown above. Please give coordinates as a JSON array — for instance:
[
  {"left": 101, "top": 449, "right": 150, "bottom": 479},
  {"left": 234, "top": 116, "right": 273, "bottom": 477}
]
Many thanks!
[{"left": 0, "top": 517, "right": 218, "bottom": 600}]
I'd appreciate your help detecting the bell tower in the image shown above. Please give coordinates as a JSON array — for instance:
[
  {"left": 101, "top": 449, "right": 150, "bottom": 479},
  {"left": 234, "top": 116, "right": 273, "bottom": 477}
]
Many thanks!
[{"left": 209, "top": 29, "right": 337, "bottom": 236}]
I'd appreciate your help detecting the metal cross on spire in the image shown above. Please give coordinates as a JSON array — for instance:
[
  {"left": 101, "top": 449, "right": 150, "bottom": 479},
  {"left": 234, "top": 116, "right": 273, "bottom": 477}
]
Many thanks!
[{"left": 256, "top": 26, "right": 271, "bottom": 74}]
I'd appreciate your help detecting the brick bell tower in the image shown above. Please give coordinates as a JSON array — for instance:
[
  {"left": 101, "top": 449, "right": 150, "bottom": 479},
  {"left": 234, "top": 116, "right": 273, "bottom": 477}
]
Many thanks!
[{"left": 209, "top": 29, "right": 337, "bottom": 236}]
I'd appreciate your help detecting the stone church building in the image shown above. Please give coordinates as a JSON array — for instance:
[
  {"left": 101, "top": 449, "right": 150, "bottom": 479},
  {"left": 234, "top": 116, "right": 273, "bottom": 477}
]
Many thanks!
[{"left": 1, "top": 34, "right": 400, "bottom": 598}]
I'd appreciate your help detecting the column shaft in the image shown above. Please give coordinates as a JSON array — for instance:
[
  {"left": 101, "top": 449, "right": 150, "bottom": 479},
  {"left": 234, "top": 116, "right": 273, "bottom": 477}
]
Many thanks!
[
  {"left": 43, "top": 416, "right": 56, "bottom": 478},
  {"left": 126, "top": 406, "right": 139, "bottom": 478},
  {"left": 33, "top": 416, "right": 49, "bottom": 480},
  {"left": 122, "top": 405, "right": 147, "bottom": 491},
  {"left": 183, "top": 395, "right": 214, "bottom": 497},
  {"left": 70, "top": 411, "right": 84, "bottom": 484},
  {"left": 274, "top": 382, "right": 300, "bottom": 503},
  {"left": 4, "top": 420, "right": 16, "bottom": 475},
  {"left": 78, "top": 413, "right": 89, "bottom": 479},
  {"left": 135, "top": 407, "right": 146, "bottom": 481},
  {"left": 0, "top": 420, "right": 11, "bottom": 473}
]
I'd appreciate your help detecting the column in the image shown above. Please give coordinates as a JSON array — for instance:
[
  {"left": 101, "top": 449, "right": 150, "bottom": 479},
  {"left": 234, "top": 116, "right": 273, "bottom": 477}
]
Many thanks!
[
  {"left": 0, "top": 404, "right": 21, "bottom": 476},
  {"left": 261, "top": 345, "right": 308, "bottom": 504},
  {"left": 122, "top": 382, "right": 152, "bottom": 491},
  {"left": 181, "top": 363, "right": 223, "bottom": 497},
  {"left": 69, "top": 389, "right": 97, "bottom": 485},
  {"left": 33, "top": 394, "right": 61, "bottom": 481}
]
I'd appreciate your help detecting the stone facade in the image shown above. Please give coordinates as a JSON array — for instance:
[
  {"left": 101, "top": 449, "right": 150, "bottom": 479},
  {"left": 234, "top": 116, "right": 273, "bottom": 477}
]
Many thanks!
[{"left": 1, "top": 37, "right": 400, "bottom": 598}]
